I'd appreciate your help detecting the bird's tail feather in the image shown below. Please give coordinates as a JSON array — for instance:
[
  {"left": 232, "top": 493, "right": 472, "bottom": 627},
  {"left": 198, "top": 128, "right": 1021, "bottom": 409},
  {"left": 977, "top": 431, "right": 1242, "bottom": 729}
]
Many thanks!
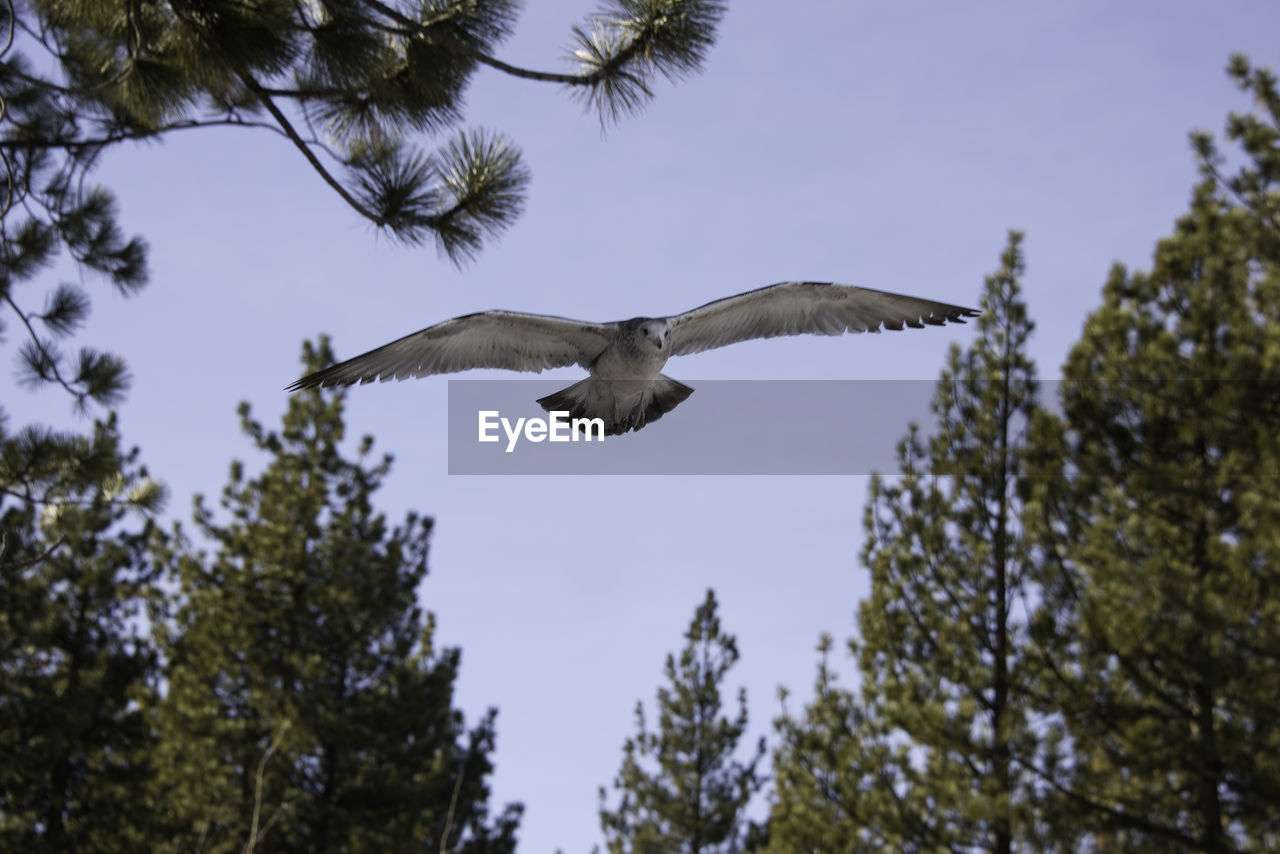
[
  {"left": 536, "top": 375, "right": 694, "bottom": 435},
  {"left": 644, "top": 375, "right": 695, "bottom": 428},
  {"left": 536, "top": 379, "right": 596, "bottom": 424}
]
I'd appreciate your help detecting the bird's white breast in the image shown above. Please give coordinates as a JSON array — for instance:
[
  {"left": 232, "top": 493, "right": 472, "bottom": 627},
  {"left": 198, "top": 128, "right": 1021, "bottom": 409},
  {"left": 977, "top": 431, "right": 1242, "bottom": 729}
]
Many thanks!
[
  {"left": 591, "top": 320, "right": 671, "bottom": 381},
  {"left": 592, "top": 344, "right": 668, "bottom": 381}
]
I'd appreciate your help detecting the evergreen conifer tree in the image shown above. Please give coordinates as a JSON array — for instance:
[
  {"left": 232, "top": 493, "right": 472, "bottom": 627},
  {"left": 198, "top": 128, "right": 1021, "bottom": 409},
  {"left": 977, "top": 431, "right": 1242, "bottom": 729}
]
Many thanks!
[
  {"left": 599, "top": 589, "right": 766, "bottom": 854},
  {"left": 0, "top": 418, "right": 164, "bottom": 851},
  {"left": 1022, "top": 55, "right": 1280, "bottom": 851},
  {"left": 150, "top": 339, "right": 520, "bottom": 852},
  {"left": 767, "top": 634, "right": 901, "bottom": 853},
  {"left": 768, "top": 233, "right": 1068, "bottom": 852}
]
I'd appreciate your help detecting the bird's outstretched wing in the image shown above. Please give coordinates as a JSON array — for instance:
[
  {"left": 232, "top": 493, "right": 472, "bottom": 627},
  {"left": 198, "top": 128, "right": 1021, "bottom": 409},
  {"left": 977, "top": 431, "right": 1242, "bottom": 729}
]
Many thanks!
[
  {"left": 667, "top": 282, "right": 979, "bottom": 357},
  {"left": 287, "top": 310, "right": 616, "bottom": 390}
]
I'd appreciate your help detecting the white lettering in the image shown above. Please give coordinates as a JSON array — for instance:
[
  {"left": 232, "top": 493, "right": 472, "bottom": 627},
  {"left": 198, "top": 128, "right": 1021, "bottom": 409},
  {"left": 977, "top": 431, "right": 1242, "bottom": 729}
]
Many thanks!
[
  {"left": 525, "top": 418, "right": 547, "bottom": 443},
  {"left": 479, "top": 409, "right": 606, "bottom": 452},
  {"left": 478, "top": 411, "right": 500, "bottom": 443},
  {"left": 573, "top": 417, "right": 605, "bottom": 440},
  {"left": 502, "top": 417, "right": 526, "bottom": 453},
  {"left": 548, "top": 410, "right": 571, "bottom": 442}
]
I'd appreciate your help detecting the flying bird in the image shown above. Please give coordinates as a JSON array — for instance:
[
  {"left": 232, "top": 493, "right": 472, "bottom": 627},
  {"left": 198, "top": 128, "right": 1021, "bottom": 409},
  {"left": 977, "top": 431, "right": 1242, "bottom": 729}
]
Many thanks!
[{"left": 288, "top": 282, "right": 979, "bottom": 435}]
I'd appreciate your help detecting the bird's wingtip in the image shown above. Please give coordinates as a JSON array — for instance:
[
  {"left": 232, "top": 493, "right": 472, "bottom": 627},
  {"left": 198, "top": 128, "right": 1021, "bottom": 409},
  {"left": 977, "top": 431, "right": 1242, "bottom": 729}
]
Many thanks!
[{"left": 285, "top": 374, "right": 322, "bottom": 393}]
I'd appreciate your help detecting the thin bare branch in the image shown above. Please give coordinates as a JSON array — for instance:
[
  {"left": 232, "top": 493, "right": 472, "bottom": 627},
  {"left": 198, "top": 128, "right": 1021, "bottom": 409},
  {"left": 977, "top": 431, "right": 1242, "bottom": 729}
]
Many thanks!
[
  {"left": 239, "top": 73, "right": 387, "bottom": 226},
  {"left": 243, "top": 720, "right": 291, "bottom": 854},
  {"left": 4, "top": 115, "right": 321, "bottom": 152},
  {"left": 0, "top": 532, "right": 66, "bottom": 573},
  {"left": 439, "top": 768, "right": 465, "bottom": 854}
]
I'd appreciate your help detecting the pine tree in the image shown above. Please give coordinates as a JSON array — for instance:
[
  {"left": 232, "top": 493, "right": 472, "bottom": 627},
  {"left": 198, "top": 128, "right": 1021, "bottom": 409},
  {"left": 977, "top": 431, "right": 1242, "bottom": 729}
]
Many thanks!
[
  {"left": 767, "top": 233, "right": 1069, "bottom": 852},
  {"left": 150, "top": 338, "right": 520, "bottom": 853},
  {"left": 1022, "top": 55, "right": 1280, "bottom": 852},
  {"left": 599, "top": 589, "right": 766, "bottom": 854},
  {"left": 0, "top": 417, "right": 164, "bottom": 851},
  {"left": 768, "top": 634, "right": 903, "bottom": 853}
]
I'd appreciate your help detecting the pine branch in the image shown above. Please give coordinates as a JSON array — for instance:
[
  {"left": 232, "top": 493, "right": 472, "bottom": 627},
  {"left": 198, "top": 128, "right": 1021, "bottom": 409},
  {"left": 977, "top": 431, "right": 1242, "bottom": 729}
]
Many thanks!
[
  {"left": 1012, "top": 750, "right": 1201, "bottom": 848},
  {"left": 1, "top": 51, "right": 136, "bottom": 97},
  {"left": 350, "top": 0, "right": 575, "bottom": 82},
  {"left": 1, "top": 0, "right": 13, "bottom": 57},
  {"left": 2, "top": 115, "right": 329, "bottom": 152},
  {"left": 3, "top": 0, "right": 721, "bottom": 265},
  {"left": 251, "top": 84, "right": 364, "bottom": 100},
  {"left": 354, "top": 0, "right": 725, "bottom": 120},
  {"left": 470, "top": 51, "right": 603, "bottom": 85},
  {"left": 240, "top": 72, "right": 387, "bottom": 225},
  {"left": 4, "top": 292, "right": 82, "bottom": 400},
  {"left": 35, "top": 282, "right": 88, "bottom": 335},
  {"left": 0, "top": 479, "right": 164, "bottom": 513},
  {"left": 0, "top": 532, "right": 65, "bottom": 573},
  {"left": 241, "top": 72, "right": 530, "bottom": 259},
  {"left": 1, "top": 145, "right": 15, "bottom": 219}
]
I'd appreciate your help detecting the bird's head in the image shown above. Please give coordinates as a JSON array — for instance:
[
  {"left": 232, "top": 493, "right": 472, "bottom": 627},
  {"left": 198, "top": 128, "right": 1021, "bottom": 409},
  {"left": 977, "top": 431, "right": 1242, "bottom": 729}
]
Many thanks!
[{"left": 635, "top": 318, "right": 672, "bottom": 353}]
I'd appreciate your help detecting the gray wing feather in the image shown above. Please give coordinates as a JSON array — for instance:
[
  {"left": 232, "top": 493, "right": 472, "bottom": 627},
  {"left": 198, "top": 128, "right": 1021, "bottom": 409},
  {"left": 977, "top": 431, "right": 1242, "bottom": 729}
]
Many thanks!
[
  {"left": 288, "top": 310, "right": 615, "bottom": 390},
  {"left": 667, "top": 282, "right": 979, "bottom": 356}
]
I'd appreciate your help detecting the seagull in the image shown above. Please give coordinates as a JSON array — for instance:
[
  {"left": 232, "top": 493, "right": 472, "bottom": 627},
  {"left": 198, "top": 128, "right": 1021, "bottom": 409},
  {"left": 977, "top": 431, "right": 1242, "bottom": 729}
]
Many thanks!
[{"left": 288, "top": 282, "right": 979, "bottom": 435}]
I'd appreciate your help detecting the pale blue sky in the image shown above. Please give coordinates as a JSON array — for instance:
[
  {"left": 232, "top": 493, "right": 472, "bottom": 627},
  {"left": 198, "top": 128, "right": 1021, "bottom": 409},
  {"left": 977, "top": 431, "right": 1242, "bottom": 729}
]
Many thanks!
[{"left": 7, "top": 2, "right": 1280, "bottom": 851}]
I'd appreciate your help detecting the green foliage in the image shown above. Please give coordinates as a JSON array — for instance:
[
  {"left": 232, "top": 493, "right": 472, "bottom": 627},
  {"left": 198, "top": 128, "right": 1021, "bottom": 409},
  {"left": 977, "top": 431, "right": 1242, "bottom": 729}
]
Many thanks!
[
  {"left": 765, "top": 58, "right": 1280, "bottom": 853},
  {"left": 2, "top": 0, "right": 725, "bottom": 259},
  {"left": 599, "top": 588, "right": 765, "bottom": 854},
  {"left": 1196, "top": 55, "right": 1280, "bottom": 266},
  {"left": 1023, "top": 56, "right": 1280, "bottom": 853},
  {"left": 0, "top": 414, "right": 164, "bottom": 515},
  {"left": 348, "top": 126, "right": 529, "bottom": 261},
  {"left": 768, "top": 634, "right": 904, "bottom": 854},
  {"left": 149, "top": 339, "right": 520, "bottom": 852},
  {"left": 767, "top": 233, "right": 1069, "bottom": 853},
  {"left": 0, "top": 165, "right": 146, "bottom": 409},
  {"left": 0, "top": 0, "right": 726, "bottom": 456},
  {"left": 0, "top": 417, "right": 163, "bottom": 851},
  {"left": 568, "top": 0, "right": 726, "bottom": 122}
]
